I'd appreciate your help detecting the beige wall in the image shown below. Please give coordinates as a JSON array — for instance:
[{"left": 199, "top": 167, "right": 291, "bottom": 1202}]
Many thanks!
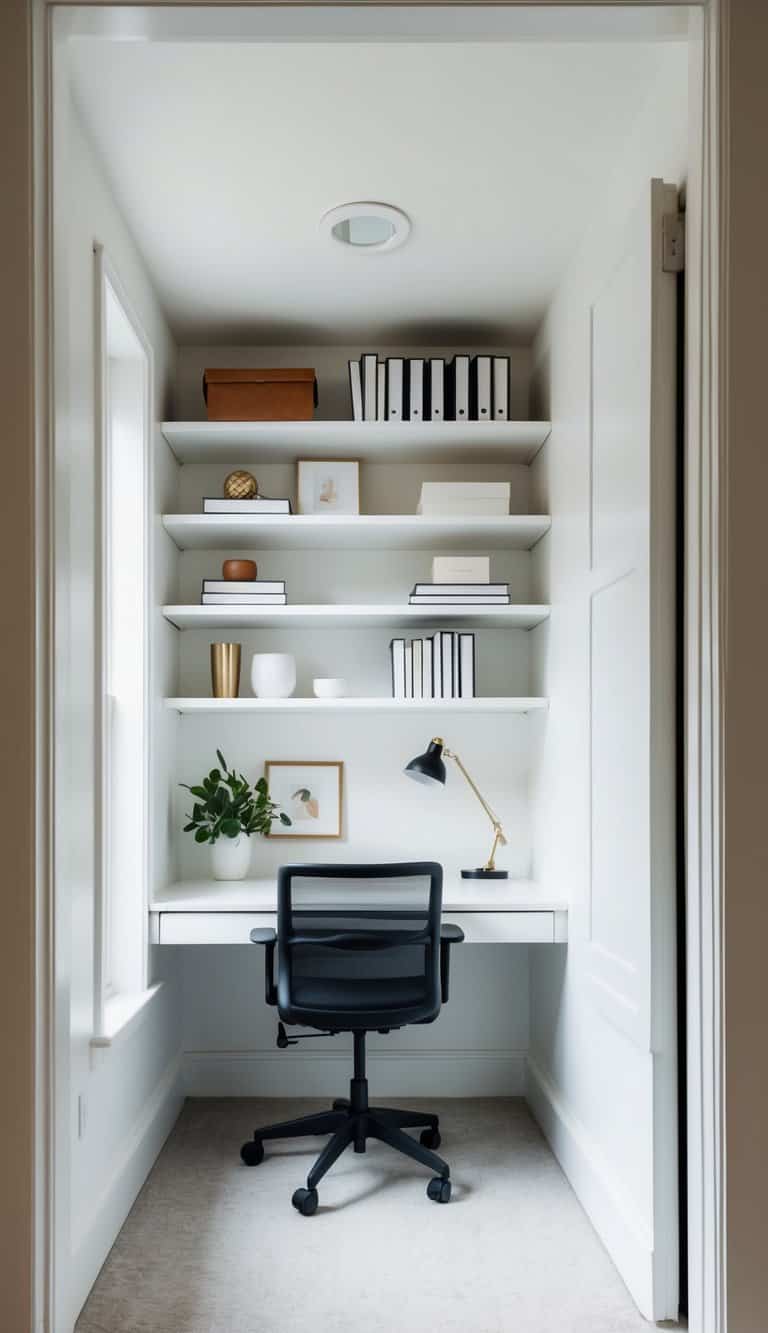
[
  {"left": 722, "top": 2, "right": 768, "bottom": 1330},
  {"left": 0, "top": 1, "right": 36, "bottom": 1330},
  {"left": 2, "top": 2, "right": 768, "bottom": 1330}
]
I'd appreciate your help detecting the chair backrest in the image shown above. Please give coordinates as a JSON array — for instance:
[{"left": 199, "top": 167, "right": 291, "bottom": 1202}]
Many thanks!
[{"left": 276, "top": 862, "right": 443, "bottom": 1030}]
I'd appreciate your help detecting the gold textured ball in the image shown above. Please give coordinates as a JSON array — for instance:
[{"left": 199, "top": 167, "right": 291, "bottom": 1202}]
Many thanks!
[{"left": 223, "top": 470, "right": 258, "bottom": 500}]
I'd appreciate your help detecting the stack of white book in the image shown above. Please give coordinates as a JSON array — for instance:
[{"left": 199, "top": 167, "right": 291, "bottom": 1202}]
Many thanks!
[
  {"left": 390, "top": 633, "right": 475, "bottom": 700},
  {"left": 417, "top": 482, "right": 510, "bottom": 516}
]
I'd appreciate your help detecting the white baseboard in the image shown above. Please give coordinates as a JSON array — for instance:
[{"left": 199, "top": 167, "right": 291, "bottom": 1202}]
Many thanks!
[
  {"left": 525, "top": 1055, "right": 655, "bottom": 1320},
  {"left": 183, "top": 1048, "right": 526, "bottom": 1098},
  {"left": 67, "top": 1055, "right": 184, "bottom": 1331}
]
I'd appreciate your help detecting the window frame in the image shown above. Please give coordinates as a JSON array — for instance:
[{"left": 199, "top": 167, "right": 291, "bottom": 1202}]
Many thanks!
[{"left": 93, "top": 243, "right": 154, "bottom": 1036}]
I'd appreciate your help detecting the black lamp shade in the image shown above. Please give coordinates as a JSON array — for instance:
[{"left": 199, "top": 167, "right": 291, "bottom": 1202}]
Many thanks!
[{"left": 404, "top": 739, "right": 446, "bottom": 787}]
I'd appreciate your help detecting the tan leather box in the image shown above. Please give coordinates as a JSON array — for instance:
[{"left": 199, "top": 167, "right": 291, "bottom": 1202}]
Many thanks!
[{"left": 203, "top": 368, "right": 318, "bottom": 421}]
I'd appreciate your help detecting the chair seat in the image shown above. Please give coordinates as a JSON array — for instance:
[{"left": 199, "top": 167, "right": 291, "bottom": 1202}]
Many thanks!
[{"left": 291, "top": 975, "right": 429, "bottom": 1012}]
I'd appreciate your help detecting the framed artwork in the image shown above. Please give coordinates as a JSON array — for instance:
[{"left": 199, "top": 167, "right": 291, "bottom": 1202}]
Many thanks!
[
  {"left": 265, "top": 760, "right": 344, "bottom": 838},
  {"left": 297, "top": 460, "right": 360, "bottom": 515}
]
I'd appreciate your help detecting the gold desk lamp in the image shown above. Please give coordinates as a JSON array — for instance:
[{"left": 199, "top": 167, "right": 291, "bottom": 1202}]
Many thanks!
[{"left": 404, "top": 737, "right": 508, "bottom": 880}]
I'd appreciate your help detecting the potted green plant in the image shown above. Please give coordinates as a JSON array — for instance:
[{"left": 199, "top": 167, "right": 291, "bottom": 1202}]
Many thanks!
[{"left": 180, "top": 750, "right": 290, "bottom": 880}]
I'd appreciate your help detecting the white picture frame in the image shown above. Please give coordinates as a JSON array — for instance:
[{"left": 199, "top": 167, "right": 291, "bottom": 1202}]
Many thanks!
[
  {"left": 297, "top": 459, "right": 360, "bottom": 515},
  {"left": 265, "top": 760, "right": 344, "bottom": 838}
]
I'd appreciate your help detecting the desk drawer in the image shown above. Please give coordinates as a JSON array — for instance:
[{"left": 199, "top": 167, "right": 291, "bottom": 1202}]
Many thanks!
[
  {"left": 447, "top": 912, "right": 557, "bottom": 943},
  {"left": 159, "top": 912, "right": 277, "bottom": 945}
]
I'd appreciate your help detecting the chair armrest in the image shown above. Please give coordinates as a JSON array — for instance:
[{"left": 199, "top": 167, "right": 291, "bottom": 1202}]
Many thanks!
[
  {"left": 440, "top": 922, "right": 465, "bottom": 1004},
  {"left": 249, "top": 927, "right": 278, "bottom": 1006}
]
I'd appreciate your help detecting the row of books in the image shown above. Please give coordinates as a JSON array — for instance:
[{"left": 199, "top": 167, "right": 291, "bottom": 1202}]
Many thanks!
[
  {"left": 349, "top": 354, "right": 510, "bottom": 424},
  {"left": 390, "top": 632, "right": 475, "bottom": 699},
  {"left": 203, "top": 497, "right": 292, "bottom": 514},
  {"left": 200, "top": 579, "right": 287, "bottom": 606},
  {"left": 408, "top": 582, "right": 510, "bottom": 606}
]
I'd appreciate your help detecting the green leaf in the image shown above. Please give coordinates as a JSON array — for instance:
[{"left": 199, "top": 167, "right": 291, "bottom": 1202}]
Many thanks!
[
  {"left": 209, "top": 768, "right": 221, "bottom": 785},
  {"left": 183, "top": 821, "right": 197, "bottom": 832},
  {"left": 190, "top": 785, "right": 208, "bottom": 800},
  {"left": 221, "top": 818, "right": 242, "bottom": 839},
  {"left": 279, "top": 813, "right": 291, "bottom": 825},
  {"left": 194, "top": 826, "right": 210, "bottom": 844},
  {"left": 216, "top": 749, "right": 227, "bottom": 772}
]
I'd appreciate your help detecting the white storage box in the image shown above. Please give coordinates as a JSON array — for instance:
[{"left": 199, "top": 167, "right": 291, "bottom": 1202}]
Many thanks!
[
  {"left": 418, "top": 481, "right": 510, "bottom": 516},
  {"left": 432, "top": 555, "right": 490, "bottom": 584}
]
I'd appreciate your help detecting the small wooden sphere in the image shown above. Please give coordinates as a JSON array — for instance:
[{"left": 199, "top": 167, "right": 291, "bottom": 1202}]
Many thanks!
[
  {"left": 223, "top": 558, "right": 257, "bottom": 582},
  {"left": 223, "top": 469, "right": 258, "bottom": 500}
]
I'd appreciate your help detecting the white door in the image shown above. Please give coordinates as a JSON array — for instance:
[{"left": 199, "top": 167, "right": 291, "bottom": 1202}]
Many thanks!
[{"left": 588, "top": 178, "right": 679, "bottom": 1317}]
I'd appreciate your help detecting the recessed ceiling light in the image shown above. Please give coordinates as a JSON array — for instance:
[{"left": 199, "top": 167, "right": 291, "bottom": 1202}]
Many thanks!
[{"left": 320, "top": 202, "right": 411, "bottom": 253}]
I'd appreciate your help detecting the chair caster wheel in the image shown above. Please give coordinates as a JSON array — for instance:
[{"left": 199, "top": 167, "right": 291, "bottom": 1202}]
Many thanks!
[
  {"left": 427, "top": 1176, "right": 451, "bottom": 1204},
  {"left": 240, "top": 1139, "right": 264, "bottom": 1166},
  {"left": 292, "top": 1187, "right": 319, "bottom": 1216},
  {"left": 420, "top": 1127, "right": 441, "bottom": 1150}
]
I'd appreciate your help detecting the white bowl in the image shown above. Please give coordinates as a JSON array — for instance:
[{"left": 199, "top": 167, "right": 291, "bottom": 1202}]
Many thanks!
[{"left": 313, "top": 677, "right": 348, "bottom": 699}]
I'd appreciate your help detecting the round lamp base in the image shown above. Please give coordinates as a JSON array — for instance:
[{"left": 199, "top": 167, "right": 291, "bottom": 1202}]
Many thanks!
[{"left": 461, "top": 868, "right": 509, "bottom": 880}]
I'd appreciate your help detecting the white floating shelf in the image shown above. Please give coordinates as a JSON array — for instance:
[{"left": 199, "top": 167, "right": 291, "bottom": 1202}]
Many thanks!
[
  {"left": 161, "top": 419, "right": 551, "bottom": 465},
  {"left": 161, "top": 603, "right": 550, "bottom": 630},
  {"left": 151, "top": 878, "right": 567, "bottom": 916},
  {"left": 162, "top": 513, "right": 551, "bottom": 552},
  {"left": 164, "top": 696, "right": 548, "bottom": 715}
]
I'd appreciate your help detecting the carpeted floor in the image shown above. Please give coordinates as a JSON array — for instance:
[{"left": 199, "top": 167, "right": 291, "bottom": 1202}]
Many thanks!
[{"left": 76, "top": 1097, "right": 653, "bottom": 1333}]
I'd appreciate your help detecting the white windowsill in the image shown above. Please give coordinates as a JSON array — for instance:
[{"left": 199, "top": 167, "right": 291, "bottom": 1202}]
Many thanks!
[{"left": 91, "top": 981, "right": 165, "bottom": 1048}]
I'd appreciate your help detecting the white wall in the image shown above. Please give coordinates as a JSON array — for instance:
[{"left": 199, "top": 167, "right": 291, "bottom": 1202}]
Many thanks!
[
  {"left": 526, "top": 44, "right": 688, "bottom": 1319},
  {"left": 54, "top": 89, "right": 183, "bottom": 1329}
]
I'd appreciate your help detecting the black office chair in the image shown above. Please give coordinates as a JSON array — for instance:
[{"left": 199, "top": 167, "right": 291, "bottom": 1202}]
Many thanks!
[{"left": 240, "top": 862, "right": 464, "bottom": 1214}]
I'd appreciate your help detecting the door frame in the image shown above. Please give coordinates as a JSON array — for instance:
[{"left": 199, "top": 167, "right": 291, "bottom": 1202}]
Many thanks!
[{"left": 23, "top": 3, "right": 725, "bottom": 1332}]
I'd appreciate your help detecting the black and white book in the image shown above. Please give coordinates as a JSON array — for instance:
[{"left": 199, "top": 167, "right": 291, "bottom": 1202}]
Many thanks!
[
  {"left": 411, "top": 639, "right": 423, "bottom": 699},
  {"left": 413, "top": 582, "right": 508, "bottom": 596},
  {"left": 441, "top": 632, "right": 455, "bottom": 698},
  {"left": 404, "top": 641, "right": 414, "bottom": 698},
  {"left": 407, "top": 358, "right": 425, "bottom": 422},
  {"left": 432, "top": 632, "right": 443, "bottom": 699},
  {"left": 377, "top": 363, "right": 386, "bottom": 422},
  {"left": 426, "top": 359, "right": 445, "bottom": 421},
  {"left": 422, "top": 637, "right": 434, "bottom": 698},
  {"left": 203, "top": 579, "right": 285, "bottom": 595},
  {"left": 493, "top": 356, "right": 510, "bottom": 420},
  {"left": 201, "top": 593, "right": 287, "bottom": 606},
  {"left": 458, "top": 633, "right": 476, "bottom": 698},
  {"left": 470, "top": 355, "right": 492, "bottom": 421},
  {"left": 362, "top": 353, "right": 378, "bottom": 422},
  {"left": 348, "top": 359, "right": 363, "bottom": 422},
  {"left": 409, "top": 594, "right": 510, "bottom": 605},
  {"left": 445, "top": 355, "right": 470, "bottom": 421},
  {"left": 390, "top": 638, "right": 406, "bottom": 699},
  {"left": 386, "top": 358, "right": 404, "bottom": 421},
  {"left": 203, "top": 497, "right": 292, "bottom": 515}
]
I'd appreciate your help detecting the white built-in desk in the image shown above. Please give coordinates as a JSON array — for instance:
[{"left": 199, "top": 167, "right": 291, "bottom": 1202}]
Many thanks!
[{"left": 150, "top": 879, "right": 568, "bottom": 946}]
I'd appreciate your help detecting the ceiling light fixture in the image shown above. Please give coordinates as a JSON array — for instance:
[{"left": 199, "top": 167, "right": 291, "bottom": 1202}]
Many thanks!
[{"left": 320, "top": 202, "right": 411, "bottom": 253}]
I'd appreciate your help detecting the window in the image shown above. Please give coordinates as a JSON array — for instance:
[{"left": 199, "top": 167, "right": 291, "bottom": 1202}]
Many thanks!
[{"left": 94, "top": 249, "right": 151, "bottom": 1031}]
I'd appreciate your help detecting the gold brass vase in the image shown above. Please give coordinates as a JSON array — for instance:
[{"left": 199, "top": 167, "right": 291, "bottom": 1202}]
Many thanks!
[{"left": 210, "top": 643, "right": 241, "bottom": 698}]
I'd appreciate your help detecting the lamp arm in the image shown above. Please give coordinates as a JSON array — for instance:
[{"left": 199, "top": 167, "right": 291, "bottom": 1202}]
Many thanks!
[{"left": 443, "top": 748, "right": 508, "bottom": 858}]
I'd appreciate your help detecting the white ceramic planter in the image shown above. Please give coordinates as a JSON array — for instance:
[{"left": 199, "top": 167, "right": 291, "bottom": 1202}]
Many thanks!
[
  {"left": 313, "top": 677, "right": 348, "bottom": 698},
  {"left": 211, "top": 832, "right": 251, "bottom": 881},
  {"left": 250, "top": 652, "right": 296, "bottom": 699}
]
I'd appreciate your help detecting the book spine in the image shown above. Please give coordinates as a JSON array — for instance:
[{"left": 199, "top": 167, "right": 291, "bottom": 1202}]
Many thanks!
[
  {"left": 376, "top": 363, "right": 386, "bottom": 422},
  {"left": 390, "top": 638, "right": 406, "bottom": 699},
  {"left": 203, "top": 499, "right": 292, "bottom": 514},
  {"left": 386, "top": 358, "right": 404, "bottom": 421},
  {"left": 470, "top": 355, "right": 492, "bottom": 421},
  {"left": 411, "top": 639, "right": 423, "bottom": 699},
  {"left": 413, "top": 584, "right": 508, "bottom": 595},
  {"left": 459, "top": 633, "right": 476, "bottom": 698},
  {"left": 422, "top": 637, "right": 433, "bottom": 698},
  {"left": 201, "top": 594, "right": 287, "bottom": 605},
  {"left": 453, "top": 633, "right": 461, "bottom": 698},
  {"left": 428, "top": 359, "right": 444, "bottom": 421},
  {"left": 362, "top": 353, "right": 378, "bottom": 422},
  {"left": 408, "top": 596, "right": 510, "bottom": 605},
  {"left": 404, "top": 641, "right": 414, "bottom": 698},
  {"left": 441, "top": 633, "right": 454, "bottom": 699},
  {"left": 493, "top": 356, "right": 509, "bottom": 420},
  {"left": 409, "top": 359, "right": 424, "bottom": 422},
  {"left": 432, "top": 632, "right": 443, "bottom": 698},
  {"left": 349, "top": 359, "right": 363, "bottom": 422}
]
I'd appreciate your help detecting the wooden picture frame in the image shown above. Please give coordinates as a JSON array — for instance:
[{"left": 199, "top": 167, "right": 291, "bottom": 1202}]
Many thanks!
[{"left": 265, "top": 760, "right": 344, "bottom": 838}]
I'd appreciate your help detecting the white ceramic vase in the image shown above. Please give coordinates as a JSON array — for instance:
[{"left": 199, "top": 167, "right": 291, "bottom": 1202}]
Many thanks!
[
  {"left": 211, "top": 832, "right": 251, "bottom": 881},
  {"left": 250, "top": 652, "right": 296, "bottom": 698}
]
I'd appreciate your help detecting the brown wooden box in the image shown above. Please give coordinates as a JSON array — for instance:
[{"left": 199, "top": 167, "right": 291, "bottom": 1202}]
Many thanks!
[{"left": 203, "top": 368, "right": 318, "bottom": 421}]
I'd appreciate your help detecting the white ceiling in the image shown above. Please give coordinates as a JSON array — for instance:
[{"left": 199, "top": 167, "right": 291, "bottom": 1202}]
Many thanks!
[{"left": 68, "top": 31, "right": 687, "bottom": 345}]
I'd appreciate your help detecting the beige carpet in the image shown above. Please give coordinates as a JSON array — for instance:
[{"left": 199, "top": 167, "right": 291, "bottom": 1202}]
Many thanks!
[{"left": 76, "top": 1097, "right": 654, "bottom": 1333}]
